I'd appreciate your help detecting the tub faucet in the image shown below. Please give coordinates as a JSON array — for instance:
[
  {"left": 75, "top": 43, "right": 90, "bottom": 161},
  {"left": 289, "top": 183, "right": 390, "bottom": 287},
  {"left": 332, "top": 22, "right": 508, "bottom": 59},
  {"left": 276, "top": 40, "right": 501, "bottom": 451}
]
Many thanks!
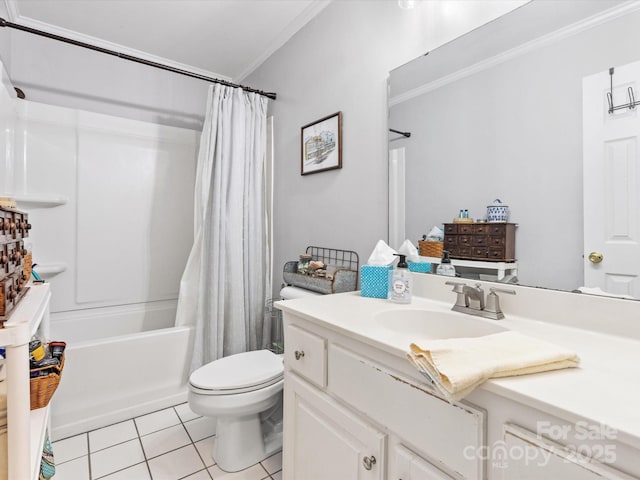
[{"left": 445, "top": 281, "right": 516, "bottom": 320}]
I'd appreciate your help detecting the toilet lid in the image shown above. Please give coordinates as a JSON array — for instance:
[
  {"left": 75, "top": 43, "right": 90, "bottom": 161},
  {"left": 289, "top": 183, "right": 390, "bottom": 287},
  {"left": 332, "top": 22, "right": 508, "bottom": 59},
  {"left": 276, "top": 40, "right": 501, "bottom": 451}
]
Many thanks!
[{"left": 189, "top": 350, "right": 283, "bottom": 391}]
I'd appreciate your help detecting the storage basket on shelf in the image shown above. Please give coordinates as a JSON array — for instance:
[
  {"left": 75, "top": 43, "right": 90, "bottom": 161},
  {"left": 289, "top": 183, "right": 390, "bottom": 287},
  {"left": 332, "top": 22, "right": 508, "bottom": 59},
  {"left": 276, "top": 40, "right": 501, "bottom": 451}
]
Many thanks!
[
  {"left": 418, "top": 240, "right": 443, "bottom": 259},
  {"left": 30, "top": 354, "right": 64, "bottom": 410},
  {"left": 283, "top": 246, "right": 359, "bottom": 294}
]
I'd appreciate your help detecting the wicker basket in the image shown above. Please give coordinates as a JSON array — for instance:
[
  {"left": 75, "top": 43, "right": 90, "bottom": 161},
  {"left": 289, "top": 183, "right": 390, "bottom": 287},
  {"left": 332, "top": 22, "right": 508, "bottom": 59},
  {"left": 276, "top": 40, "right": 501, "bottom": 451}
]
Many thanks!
[
  {"left": 30, "top": 354, "right": 64, "bottom": 410},
  {"left": 418, "top": 241, "right": 444, "bottom": 259}
]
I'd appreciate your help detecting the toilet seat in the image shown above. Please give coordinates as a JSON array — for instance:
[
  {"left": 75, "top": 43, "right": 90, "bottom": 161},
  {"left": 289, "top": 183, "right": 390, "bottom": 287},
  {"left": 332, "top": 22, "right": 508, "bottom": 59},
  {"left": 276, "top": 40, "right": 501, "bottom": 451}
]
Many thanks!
[{"left": 189, "top": 350, "right": 283, "bottom": 395}]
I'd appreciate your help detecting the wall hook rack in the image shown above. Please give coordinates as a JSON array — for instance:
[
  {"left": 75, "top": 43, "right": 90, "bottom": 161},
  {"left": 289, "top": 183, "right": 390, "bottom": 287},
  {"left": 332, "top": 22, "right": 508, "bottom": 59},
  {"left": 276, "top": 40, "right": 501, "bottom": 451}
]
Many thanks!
[{"left": 607, "top": 67, "right": 640, "bottom": 114}]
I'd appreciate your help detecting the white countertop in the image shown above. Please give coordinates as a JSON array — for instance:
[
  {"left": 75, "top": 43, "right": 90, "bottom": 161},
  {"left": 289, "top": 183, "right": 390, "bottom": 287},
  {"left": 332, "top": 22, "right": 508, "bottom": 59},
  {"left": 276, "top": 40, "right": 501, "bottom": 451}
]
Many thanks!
[{"left": 276, "top": 291, "right": 640, "bottom": 450}]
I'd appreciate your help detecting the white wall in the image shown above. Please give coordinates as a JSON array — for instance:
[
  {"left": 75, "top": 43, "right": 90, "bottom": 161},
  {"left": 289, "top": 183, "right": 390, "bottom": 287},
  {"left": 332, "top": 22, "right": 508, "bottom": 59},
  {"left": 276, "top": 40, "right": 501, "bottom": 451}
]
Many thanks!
[{"left": 245, "top": 0, "right": 524, "bottom": 295}]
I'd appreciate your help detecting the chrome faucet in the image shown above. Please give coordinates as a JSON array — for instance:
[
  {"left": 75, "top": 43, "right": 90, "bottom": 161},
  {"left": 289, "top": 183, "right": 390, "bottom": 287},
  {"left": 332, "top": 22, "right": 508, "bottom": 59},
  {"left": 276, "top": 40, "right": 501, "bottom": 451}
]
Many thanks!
[{"left": 445, "top": 281, "right": 515, "bottom": 320}]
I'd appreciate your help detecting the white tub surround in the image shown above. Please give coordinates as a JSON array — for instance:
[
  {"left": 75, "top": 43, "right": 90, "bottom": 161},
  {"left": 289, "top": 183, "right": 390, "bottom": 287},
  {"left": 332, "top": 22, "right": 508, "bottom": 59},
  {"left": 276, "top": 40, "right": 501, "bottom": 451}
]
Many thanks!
[
  {"left": 0, "top": 92, "right": 199, "bottom": 440},
  {"left": 276, "top": 273, "right": 640, "bottom": 479}
]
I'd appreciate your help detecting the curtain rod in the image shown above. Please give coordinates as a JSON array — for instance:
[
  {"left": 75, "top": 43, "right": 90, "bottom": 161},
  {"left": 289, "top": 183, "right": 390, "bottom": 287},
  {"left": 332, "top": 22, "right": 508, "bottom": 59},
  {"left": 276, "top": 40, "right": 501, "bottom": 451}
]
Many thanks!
[{"left": 0, "top": 17, "right": 277, "bottom": 100}]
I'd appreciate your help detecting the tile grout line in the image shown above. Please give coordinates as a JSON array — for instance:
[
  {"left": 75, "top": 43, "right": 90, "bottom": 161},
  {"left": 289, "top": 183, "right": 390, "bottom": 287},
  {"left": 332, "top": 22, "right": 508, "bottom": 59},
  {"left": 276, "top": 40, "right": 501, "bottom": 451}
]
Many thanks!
[
  {"left": 131, "top": 415, "right": 154, "bottom": 480},
  {"left": 86, "top": 431, "right": 93, "bottom": 479},
  {"left": 172, "top": 404, "right": 215, "bottom": 477}
]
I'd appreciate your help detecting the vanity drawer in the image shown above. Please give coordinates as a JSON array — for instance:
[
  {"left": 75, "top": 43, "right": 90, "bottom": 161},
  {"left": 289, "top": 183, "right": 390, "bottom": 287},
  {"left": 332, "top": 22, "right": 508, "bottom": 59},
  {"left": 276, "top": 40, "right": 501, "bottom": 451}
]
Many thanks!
[
  {"left": 328, "top": 345, "right": 485, "bottom": 480},
  {"left": 285, "top": 324, "right": 327, "bottom": 388}
]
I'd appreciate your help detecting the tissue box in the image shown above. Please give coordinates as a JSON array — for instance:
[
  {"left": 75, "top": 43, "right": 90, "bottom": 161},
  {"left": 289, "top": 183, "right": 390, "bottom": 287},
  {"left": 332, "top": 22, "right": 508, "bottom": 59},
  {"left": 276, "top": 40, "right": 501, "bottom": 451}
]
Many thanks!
[
  {"left": 408, "top": 261, "right": 432, "bottom": 273},
  {"left": 360, "top": 265, "right": 393, "bottom": 299}
]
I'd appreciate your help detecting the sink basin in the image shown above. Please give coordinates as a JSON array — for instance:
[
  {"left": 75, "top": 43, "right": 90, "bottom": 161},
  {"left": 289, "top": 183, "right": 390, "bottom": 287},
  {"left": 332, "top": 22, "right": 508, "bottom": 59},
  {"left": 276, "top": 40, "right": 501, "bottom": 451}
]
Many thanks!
[{"left": 372, "top": 309, "right": 508, "bottom": 340}]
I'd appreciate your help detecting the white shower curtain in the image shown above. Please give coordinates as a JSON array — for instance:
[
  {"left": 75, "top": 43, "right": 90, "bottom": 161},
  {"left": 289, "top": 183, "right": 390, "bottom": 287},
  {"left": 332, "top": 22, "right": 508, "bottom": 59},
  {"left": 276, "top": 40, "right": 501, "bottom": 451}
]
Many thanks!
[{"left": 175, "top": 83, "right": 271, "bottom": 372}]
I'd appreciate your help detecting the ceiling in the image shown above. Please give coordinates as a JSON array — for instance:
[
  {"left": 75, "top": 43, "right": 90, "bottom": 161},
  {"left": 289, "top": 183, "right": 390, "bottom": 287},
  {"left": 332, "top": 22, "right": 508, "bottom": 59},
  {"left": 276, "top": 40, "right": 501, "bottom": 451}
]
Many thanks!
[{"left": 4, "top": 0, "right": 331, "bottom": 82}]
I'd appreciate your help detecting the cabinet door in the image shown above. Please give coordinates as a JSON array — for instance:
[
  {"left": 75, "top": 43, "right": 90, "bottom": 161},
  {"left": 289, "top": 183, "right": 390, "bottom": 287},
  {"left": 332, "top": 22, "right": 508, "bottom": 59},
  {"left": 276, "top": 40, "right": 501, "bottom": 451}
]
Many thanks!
[
  {"left": 502, "top": 424, "right": 634, "bottom": 480},
  {"left": 283, "top": 373, "right": 385, "bottom": 480},
  {"left": 393, "top": 444, "right": 455, "bottom": 480}
]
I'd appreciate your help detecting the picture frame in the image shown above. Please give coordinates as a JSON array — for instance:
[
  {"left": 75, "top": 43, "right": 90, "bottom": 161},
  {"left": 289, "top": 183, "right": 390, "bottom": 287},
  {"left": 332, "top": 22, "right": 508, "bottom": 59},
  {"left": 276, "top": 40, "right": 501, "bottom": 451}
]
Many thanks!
[{"left": 301, "top": 111, "right": 342, "bottom": 175}]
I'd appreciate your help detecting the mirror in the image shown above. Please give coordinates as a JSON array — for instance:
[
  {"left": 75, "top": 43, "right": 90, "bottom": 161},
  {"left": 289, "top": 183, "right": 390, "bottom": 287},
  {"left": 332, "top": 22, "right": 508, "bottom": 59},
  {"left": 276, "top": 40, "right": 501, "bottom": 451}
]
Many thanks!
[{"left": 388, "top": 0, "right": 640, "bottom": 295}]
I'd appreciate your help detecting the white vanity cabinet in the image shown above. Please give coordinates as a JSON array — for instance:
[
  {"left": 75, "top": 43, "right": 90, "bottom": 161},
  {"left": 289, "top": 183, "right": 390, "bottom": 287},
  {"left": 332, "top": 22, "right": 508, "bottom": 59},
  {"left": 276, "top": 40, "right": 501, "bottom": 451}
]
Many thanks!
[
  {"left": 285, "top": 373, "right": 385, "bottom": 479},
  {"left": 501, "top": 424, "right": 636, "bottom": 480},
  {"left": 393, "top": 444, "right": 457, "bottom": 480},
  {"left": 282, "top": 314, "right": 486, "bottom": 480}
]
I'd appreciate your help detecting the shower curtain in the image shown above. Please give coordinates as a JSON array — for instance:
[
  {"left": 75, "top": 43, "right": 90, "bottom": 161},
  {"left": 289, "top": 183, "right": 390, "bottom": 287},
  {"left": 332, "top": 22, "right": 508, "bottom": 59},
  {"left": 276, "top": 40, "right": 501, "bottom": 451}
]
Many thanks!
[{"left": 175, "top": 83, "right": 271, "bottom": 371}]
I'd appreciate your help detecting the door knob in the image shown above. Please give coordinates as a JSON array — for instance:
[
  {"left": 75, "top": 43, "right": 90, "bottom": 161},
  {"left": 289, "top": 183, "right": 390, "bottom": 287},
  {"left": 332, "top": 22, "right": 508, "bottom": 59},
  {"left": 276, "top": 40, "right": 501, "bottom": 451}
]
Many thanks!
[
  {"left": 294, "top": 350, "right": 305, "bottom": 360},
  {"left": 588, "top": 251, "right": 603, "bottom": 264}
]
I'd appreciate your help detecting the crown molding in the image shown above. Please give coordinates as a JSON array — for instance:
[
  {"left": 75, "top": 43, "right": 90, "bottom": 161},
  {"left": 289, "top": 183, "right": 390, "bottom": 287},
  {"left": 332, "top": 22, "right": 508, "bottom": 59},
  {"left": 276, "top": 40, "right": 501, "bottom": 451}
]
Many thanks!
[
  {"left": 3, "top": 0, "right": 232, "bottom": 82},
  {"left": 390, "top": 0, "right": 640, "bottom": 107},
  {"left": 234, "top": 0, "right": 331, "bottom": 82}
]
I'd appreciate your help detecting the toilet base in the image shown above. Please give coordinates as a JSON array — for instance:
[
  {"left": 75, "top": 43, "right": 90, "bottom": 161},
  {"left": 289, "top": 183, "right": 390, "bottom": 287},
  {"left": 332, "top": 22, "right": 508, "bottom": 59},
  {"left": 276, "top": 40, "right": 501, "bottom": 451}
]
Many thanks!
[{"left": 212, "top": 410, "right": 283, "bottom": 472}]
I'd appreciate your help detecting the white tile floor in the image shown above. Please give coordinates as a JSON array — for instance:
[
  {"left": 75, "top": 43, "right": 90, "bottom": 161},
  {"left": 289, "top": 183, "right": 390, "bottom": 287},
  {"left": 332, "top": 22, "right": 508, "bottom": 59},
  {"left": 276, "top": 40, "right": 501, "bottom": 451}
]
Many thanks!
[{"left": 51, "top": 402, "right": 283, "bottom": 480}]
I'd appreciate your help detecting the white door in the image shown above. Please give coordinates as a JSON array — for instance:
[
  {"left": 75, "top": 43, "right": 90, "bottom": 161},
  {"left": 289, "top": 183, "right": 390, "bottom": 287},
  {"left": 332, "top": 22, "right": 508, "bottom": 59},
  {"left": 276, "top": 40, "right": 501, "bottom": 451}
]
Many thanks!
[
  {"left": 583, "top": 61, "right": 640, "bottom": 297},
  {"left": 389, "top": 147, "right": 406, "bottom": 249},
  {"left": 283, "top": 374, "right": 385, "bottom": 480}
]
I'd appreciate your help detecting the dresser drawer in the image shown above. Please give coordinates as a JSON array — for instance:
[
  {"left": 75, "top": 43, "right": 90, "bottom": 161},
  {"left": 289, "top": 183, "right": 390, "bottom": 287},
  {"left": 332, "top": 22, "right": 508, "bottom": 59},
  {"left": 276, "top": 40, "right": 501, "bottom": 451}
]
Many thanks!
[
  {"left": 472, "top": 236, "right": 487, "bottom": 246},
  {"left": 489, "top": 224, "right": 506, "bottom": 235},
  {"left": 0, "top": 211, "right": 9, "bottom": 242},
  {"left": 473, "top": 224, "right": 490, "bottom": 235},
  {"left": 472, "top": 247, "right": 489, "bottom": 258},
  {"left": 489, "top": 235, "right": 505, "bottom": 246},
  {"left": 458, "top": 224, "right": 473, "bottom": 234},
  {"left": 488, "top": 247, "right": 505, "bottom": 260},
  {"left": 444, "top": 236, "right": 457, "bottom": 247},
  {"left": 458, "top": 235, "right": 472, "bottom": 246},
  {"left": 444, "top": 224, "right": 457, "bottom": 234},
  {"left": 285, "top": 324, "right": 327, "bottom": 388},
  {"left": 0, "top": 244, "right": 7, "bottom": 280}
]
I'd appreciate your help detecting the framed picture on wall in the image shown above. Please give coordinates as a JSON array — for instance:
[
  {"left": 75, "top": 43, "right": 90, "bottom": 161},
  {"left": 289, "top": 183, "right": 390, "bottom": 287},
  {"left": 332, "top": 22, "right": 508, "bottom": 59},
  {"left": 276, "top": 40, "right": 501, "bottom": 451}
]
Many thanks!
[{"left": 301, "top": 111, "right": 342, "bottom": 175}]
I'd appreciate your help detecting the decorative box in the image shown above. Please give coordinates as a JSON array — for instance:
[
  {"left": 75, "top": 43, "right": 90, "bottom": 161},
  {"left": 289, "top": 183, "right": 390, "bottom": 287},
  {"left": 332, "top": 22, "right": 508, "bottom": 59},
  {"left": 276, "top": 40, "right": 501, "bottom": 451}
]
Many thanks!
[{"left": 360, "top": 264, "right": 393, "bottom": 299}]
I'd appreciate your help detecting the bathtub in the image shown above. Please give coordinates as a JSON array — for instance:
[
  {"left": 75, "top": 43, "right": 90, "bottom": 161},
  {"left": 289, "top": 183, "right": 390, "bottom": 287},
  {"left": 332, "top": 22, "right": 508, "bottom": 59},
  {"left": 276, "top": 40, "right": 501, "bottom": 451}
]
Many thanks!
[{"left": 49, "top": 300, "right": 194, "bottom": 440}]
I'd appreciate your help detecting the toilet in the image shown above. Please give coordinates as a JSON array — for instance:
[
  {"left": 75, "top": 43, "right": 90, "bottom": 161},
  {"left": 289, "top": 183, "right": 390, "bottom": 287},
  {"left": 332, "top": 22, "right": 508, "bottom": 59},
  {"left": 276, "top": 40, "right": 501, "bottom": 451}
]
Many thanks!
[
  {"left": 188, "top": 285, "right": 318, "bottom": 472},
  {"left": 188, "top": 349, "right": 284, "bottom": 472}
]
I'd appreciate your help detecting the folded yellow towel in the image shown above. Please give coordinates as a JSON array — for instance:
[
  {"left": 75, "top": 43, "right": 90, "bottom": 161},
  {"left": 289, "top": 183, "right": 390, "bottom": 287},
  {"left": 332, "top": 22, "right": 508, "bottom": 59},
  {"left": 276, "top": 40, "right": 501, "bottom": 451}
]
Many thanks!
[{"left": 407, "top": 331, "right": 580, "bottom": 403}]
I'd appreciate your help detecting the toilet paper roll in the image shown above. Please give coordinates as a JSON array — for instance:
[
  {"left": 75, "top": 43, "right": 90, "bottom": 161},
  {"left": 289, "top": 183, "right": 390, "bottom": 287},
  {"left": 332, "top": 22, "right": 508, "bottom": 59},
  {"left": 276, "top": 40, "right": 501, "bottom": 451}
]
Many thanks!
[{"left": 280, "top": 286, "right": 322, "bottom": 300}]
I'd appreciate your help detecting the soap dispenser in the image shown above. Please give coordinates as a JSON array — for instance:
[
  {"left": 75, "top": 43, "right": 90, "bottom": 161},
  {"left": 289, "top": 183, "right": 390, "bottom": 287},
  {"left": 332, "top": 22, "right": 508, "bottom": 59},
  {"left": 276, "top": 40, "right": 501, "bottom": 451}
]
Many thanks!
[
  {"left": 436, "top": 250, "right": 456, "bottom": 277},
  {"left": 388, "top": 254, "right": 412, "bottom": 304}
]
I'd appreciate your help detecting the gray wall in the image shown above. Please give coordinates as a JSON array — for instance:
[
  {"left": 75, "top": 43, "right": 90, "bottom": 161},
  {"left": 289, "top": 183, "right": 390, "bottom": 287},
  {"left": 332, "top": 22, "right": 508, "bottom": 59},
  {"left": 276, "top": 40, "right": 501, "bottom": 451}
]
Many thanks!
[
  {"left": 245, "top": 0, "right": 519, "bottom": 296},
  {"left": 391, "top": 9, "right": 640, "bottom": 291},
  {"left": 0, "top": 1, "right": 520, "bottom": 298},
  {"left": 0, "top": 3, "right": 11, "bottom": 71},
  {"left": 4, "top": 29, "right": 208, "bottom": 130}
]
